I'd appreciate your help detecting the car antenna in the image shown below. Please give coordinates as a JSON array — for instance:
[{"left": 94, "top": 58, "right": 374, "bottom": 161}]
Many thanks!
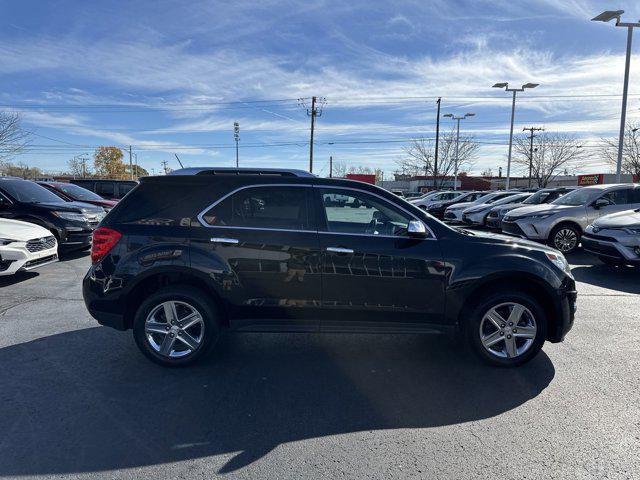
[{"left": 174, "top": 153, "right": 185, "bottom": 169}]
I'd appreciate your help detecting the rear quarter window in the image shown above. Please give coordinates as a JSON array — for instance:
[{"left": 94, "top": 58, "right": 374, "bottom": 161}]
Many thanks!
[{"left": 106, "top": 182, "right": 205, "bottom": 226}]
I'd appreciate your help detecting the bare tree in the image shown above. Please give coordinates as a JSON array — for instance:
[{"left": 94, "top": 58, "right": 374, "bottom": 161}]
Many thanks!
[
  {"left": 67, "top": 156, "right": 92, "bottom": 178},
  {"left": 396, "top": 128, "right": 479, "bottom": 188},
  {"left": 513, "top": 132, "right": 585, "bottom": 188},
  {"left": 0, "top": 161, "right": 42, "bottom": 179},
  {"left": 600, "top": 122, "right": 640, "bottom": 177},
  {"left": 331, "top": 161, "right": 347, "bottom": 178},
  {"left": 0, "top": 112, "right": 30, "bottom": 161}
]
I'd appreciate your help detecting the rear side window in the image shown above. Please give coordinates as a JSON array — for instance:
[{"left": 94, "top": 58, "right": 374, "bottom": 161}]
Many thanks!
[
  {"left": 96, "top": 183, "right": 115, "bottom": 197},
  {"left": 202, "top": 186, "right": 311, "bottom": 231},
  {"left": 118, "top": 183, "right": 135, "bottom": 197}
]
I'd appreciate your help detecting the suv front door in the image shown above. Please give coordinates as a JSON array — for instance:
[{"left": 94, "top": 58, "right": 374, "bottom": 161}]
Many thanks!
[
  {"left": 314, "top": 187, "right": 445, "bottom": 329},
  {"left": 192, "top": 184, "right": 322, "bottom": 330}
]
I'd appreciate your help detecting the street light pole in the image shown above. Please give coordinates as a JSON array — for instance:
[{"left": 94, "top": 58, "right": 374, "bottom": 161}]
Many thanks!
[
  {"left": 591, "top": 10, "right": 640, "bottom": 182},
  {"left": 492, "top": 82, "right": 539, "bottom": 189},
  {"left": 233, "top": 122, "right": 240, "bottom": 168},
  {"left": 443, "top": 112, "right": 475, "bottom": 190}
]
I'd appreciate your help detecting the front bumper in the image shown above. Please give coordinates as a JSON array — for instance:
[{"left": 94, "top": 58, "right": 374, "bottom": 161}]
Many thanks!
[
  {"left": 551, "top": 277, "right": 577, "bottom": 342},
  {"left": 485, "top": 215, "right": 502, "bottom": 229},
  {"left": 444, "top": 210, "right": 464, "bottom": 223},
  {"left": 462, "top": 211, "right": 487, "bottom": 226},
  {"left": 581, "top": 231, "right": 640, "bottom": 265},
  {"left": 0, "top": 242, "right": 58, "bottom": 276},
  {"left": 501, "top": 218, "right": 550, "bottom": 240}
]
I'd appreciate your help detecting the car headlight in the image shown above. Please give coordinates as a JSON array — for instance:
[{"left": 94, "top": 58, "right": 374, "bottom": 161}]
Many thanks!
[
  {"left": 0, "top": 238, "right": 17, "bottom": 246},
  {"left": 545, "top": 251, "right": 571, "bottom": 275},
  {"left": 427, "top": 203, "right": 440, "bottom": 210},
  {"left": 52, "top": 211, "right": 90, "bottom": 222}
]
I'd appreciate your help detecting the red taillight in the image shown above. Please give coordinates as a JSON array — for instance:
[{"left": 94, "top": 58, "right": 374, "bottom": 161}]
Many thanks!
[{"left": 91, "top": 227, "right": 122, "bottom": 264}]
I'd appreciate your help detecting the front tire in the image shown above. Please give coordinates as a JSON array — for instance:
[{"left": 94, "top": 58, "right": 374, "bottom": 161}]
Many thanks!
[
  {"left": 466, "top": 291, "right": 547, "bottom": 367},
  {"left": 549, "top": 224, "right": 580, "bottom": 254},
  {"left": 133, "top": 286, "right": 220, "bottom": 367}
]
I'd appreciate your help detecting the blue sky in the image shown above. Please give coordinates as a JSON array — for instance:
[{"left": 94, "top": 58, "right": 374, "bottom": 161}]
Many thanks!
[{"left": 2, "top": 0, "right": 640, "bottom": 177}]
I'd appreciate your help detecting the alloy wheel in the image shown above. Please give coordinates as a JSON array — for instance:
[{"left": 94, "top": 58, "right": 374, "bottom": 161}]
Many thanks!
[
  {"left": 144, "top": 300, "right": 205, "bottom": 358},
  {"left": 479, "top": 302, "right": 537, "bottom": 359},
  {"left": 554, "top": 228, "right": 578, "bottom": 253}
]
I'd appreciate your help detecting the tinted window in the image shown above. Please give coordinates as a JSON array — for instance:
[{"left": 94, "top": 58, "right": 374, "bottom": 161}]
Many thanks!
[
  {"left": 118, "top": 184, "right": 135, "bottom": 197},
  {"left": 203, "top": 186, "right": 310, "bottom": 230},
  {"left": 553, "top": 188, "right": 597, "bottom": 206},
  {"left": 96, "top": 183, "right": 115, "bottom": 197},
  {"left": 320, "top": 188, "right": 413, "bottom": 237},
  {"left": 600, "top": 188, "right": 632, "bottom": 205},
  {"left": 632, "top": 188, "right": 640, "bottom": 203}
]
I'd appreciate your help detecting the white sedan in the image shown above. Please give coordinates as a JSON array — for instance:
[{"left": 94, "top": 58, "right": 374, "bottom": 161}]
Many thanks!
[{"left": 0, "top": 219, "right": 58, "bottom": 276}]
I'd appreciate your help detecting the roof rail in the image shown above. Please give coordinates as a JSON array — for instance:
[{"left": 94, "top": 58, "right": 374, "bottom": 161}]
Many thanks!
[{"left": 168, "top": 167, "right": 316, "bottom": 178}]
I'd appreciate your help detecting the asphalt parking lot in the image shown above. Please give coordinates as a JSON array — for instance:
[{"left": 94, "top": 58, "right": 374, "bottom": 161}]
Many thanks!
[{"left": 0, "top": 250, "right": 639, "bottom": 479}]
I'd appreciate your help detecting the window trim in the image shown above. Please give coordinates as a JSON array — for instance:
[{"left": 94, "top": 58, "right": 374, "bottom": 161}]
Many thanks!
[
  {"left": 197, "top": 183, "right": 316, "bottom": 233},
  {"left": 196, "top": 183, "right": 437, "bottom": 240},
  {"left": 314, "top": 185, "right": 437, "bottom": 240}
]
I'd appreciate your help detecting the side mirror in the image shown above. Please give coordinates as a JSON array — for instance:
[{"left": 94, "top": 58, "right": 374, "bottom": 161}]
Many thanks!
[
  {"left": 593, "top": 198, "right": 609, "bottom": 209},
  {"left": 407, "top": 220, "right": 428, "bottom": 237}
]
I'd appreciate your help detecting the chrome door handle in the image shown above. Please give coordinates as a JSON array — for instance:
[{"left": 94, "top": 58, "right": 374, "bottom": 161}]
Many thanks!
[
  {"left": 210, "top": 237, "right": 239, "bottom": 245},
  {"left": 326, "top": 247, "right": 354, "bottom": 254}
]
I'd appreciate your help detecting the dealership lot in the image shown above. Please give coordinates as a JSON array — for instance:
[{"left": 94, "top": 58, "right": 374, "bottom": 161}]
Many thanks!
[{"left": 0, "top": 251, "right": 638, "bottom": 479}]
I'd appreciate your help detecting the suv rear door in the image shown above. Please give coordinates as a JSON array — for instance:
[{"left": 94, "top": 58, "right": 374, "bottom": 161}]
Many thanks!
[
  {"left": 314, "top": 186, "right": 445, "bottom": 329},
  {"left": 192, "top": 183, "right": 322, "bottom": 330}
]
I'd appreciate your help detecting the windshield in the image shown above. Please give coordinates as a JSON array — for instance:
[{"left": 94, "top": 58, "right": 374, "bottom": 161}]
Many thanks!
[
  {"left": 552, "top": 188, "right": 595, "bottom": 206},
  {"left": 524, "top": 190, "right": 553, "bottom": 204},
  {"left": 56, "top": 183, "right": 104, "bottom": 201},
  {"left": 0, "top": 180, "right": 66, "bottom": 204}
]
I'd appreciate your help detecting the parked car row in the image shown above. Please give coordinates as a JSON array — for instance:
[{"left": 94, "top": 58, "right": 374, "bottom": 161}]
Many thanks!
[
  {"left": 417, "top": 183, "right": 640, "bottom": 265},
  {"left": 0, "top": 177, "right": 127, "bottom": 276}
]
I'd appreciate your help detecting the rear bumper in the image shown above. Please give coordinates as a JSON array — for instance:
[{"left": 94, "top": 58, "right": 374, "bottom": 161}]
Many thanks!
[{"left": 82, "top": 266, "right": 128, "bottom": 330}]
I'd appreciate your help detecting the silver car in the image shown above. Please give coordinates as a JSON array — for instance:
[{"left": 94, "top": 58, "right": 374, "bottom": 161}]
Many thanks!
[
  {"left": 502, "top": 184, "right": 640, "bottom": 253},
  {"left": 582, "top": 208, "right": 640, "bottom": 266},
  {"left": 462, "top": 192, "right": 532, "bottom": 227},
  {"left": 486, "top": 187, "right": 576, "bottom": 229},
  {"left": 443, "top": 191, "right": 519, "bottom": 223}
]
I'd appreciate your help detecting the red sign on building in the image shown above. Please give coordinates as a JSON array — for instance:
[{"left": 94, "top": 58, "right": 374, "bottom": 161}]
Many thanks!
[
  {"left": 345, "top": 173, "right": 376, "bottom": 185},
  {"left": 578, "top": 174, "right": 603, "bottom": 186}
]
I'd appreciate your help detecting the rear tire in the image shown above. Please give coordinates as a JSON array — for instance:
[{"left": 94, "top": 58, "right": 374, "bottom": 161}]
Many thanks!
[
  {"left": 549, "top": 224, "right": 581, "bottom": 254},
  {"left": 465, "top": 291, "right": 547, "bottom": 367},
  {"left": 133, "top": 286, "right": 220, "bottom": 367}
]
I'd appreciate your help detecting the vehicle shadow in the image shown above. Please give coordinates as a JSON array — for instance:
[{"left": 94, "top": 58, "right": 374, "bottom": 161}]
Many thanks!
[
  {"left": 0, "top": 328, "right": 555, "bottom": 476},
  {"left": 570, "top": 252, "right": 640, "bottom": 294},
  {"left": 0, "top": 270, "right": 38, "bottom": 288},
  {"left": 58, "top": 249, "right": 90, "bottom": 262}
]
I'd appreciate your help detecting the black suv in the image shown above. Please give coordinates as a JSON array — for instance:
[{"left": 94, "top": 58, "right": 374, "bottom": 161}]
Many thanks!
[
  {"left": 0, "top": 177, "right": 105, "bottom": 252},
  {"left": 83, "top": 168, "right": 577, "bottom": 367}
]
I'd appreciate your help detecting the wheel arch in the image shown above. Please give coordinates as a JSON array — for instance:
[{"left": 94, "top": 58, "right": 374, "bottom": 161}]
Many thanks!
[
  {"left": 455, "top": 272, "right": 560, "bottom": 342},
  {"left": 122, "top": 267, "right": 228, "bottom": 330}
]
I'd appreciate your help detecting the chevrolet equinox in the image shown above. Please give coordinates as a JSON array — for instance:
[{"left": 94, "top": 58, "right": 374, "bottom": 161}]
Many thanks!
[{"left": 83, "top": 168, "right": 577, "bottom": 367}]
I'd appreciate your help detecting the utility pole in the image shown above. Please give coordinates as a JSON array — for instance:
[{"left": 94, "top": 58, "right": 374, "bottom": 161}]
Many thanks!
[
  {"left": 523, "top": 127, "right": 544, "bottom": 188},
  {"left": 299, "top": 96, "right": 325, "bottom": 173},
  {"left": 128, "top": 145, "right": 133, "bottom": 180},
  {"left": 233, "top": 122, "right": 240, "bottom": 168},
  {"left": 161, "top": 160, "right": 169, "bottom": 174},
  {"left": 329, "top": 155, "right": 333, "bottom": 178},
  {"left": 434, "top": 97, "right": 441, "bottom": 188}
]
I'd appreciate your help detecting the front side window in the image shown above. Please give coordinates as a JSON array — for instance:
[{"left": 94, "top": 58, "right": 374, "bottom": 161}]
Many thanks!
[
  {"left": 320, "top": 188, "right": 414, "bottom": 237},
  {"left": 202, "top": 186, "right": 310, "bottom": 231}
]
